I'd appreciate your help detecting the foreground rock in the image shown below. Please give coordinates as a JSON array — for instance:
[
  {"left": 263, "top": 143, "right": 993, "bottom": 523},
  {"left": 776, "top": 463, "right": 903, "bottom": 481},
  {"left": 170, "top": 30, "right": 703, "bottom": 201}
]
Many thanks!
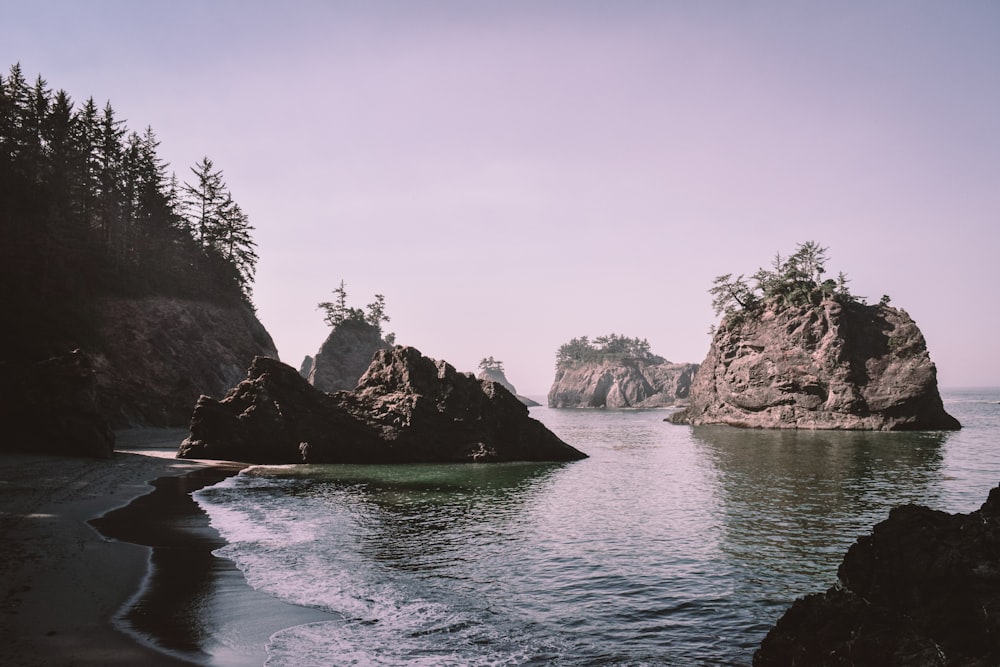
[
  {"left": 92, "top": 296, "right": 278, "bottom": 427},
  {"left": 754, "top": 486, "right": 1000, "bottom": 666},
  {"left": 178, "top": 346, "right": 586, "bottom": 463},
  {"left": 301, "top": 319, "right": 390, "bottom": 392},
  {"left": 549, "top": 358, "right": 698, "bottom": 408},
  {"left": 0, "top": 350, "right": 114, "bottom": 458},
  {"left": 477, "top": 366, "right": 540, "bottom": 406},
  {"left": 670, "top": 299, "right": 959, "bottom": 430}
]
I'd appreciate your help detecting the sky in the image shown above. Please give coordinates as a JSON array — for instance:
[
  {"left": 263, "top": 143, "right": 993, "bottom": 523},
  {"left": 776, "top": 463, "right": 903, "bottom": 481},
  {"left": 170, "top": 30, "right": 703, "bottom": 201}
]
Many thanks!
[{"left": 4, "top": 1, "right": 999, "bottom": 394}]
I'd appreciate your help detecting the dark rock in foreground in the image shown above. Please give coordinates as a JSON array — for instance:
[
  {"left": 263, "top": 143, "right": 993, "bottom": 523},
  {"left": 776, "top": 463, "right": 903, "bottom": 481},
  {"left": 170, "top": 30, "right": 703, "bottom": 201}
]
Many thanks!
[
  {"left": 178, "top": 346, "right": 586, "bottom": 464},
  {"left": 0, "top": 350, "right": 114, "bottom": 458},
  {"left": 754, "top": 486, "right": 1000, "bottom": 666},
  {"left": 670, "top": 299, "right": 960, "bottom": 430}
]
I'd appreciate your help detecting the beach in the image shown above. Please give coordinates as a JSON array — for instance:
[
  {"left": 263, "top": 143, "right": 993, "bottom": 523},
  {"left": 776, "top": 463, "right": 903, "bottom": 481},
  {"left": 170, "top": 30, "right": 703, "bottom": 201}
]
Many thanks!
[{"left": 0, "top": 429, "right": 331, "bottom": 667}]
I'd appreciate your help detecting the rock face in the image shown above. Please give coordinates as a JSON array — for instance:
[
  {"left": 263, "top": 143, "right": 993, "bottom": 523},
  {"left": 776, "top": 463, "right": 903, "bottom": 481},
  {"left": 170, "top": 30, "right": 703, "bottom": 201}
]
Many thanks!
[
  {"left": 90, "top": 296, "right": 278, "bottom": 427},
  {"left": 0, "top": 350, "right": 114, "bottom": 458},
  {"left": 548, "top": 358, "right": 698, "bottom": 408},
  {"left": 477, "top": 367, "right": 541, "bottom": 407},
  {"left": 177, "top": 346, "right": 587, "bottom": 464},
  {"left": 754, "top": 486, "right": 1000, "bottom": 666},
  {"left": 669, "top": 299, "right": 960, "bottom": 430},
  {"left": 302, "top": 320, "right": 390, "bottom": 392}
]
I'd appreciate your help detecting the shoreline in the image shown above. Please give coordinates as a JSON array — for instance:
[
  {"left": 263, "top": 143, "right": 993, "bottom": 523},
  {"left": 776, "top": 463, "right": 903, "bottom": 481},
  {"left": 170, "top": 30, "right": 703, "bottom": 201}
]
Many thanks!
[{"left": 0, "top": 431, "right": 332, "bottom": 667}]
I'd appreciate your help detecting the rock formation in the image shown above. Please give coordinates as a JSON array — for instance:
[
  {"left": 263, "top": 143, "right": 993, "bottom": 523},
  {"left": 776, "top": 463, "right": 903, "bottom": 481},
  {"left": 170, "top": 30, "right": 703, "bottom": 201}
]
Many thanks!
[
  {"left": 301, "top": 319, "right": 390, "bottom": 392},
  {"left": 548, "top": 358, "right": 698, "bottom": 408},
  {"left": 669, "top": 299, "right": 960, "bottom": 430},
  {"left": 90, "top": 296, "right": 278, "bottom": 427},
  {"left": 0, "top": 350, "right": 115, "bottom": 458},
  {"left": 477, "top": 367, "right": 540, "bottom": 406},
  {"left": 177, "top": 346, "right": 587, "bottom": 464},
  {"left": 754, "top": 486, "right": 1000, "bottom": 666}
]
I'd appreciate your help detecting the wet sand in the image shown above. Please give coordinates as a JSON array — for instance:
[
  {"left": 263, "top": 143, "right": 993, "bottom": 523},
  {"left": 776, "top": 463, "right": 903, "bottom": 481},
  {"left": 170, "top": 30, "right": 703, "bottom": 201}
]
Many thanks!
[{"left": 0, "top": 431, "right": 333, "bottom": 666}]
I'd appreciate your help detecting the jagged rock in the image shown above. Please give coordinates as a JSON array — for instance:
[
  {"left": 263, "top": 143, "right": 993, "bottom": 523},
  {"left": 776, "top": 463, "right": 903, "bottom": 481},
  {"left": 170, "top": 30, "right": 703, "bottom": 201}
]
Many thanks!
[
  {"left": 477, "top": 367, "right": 540, "bottom": 406},
  {"left": 548, "top": 358, "right": 698, "bottom": 408},
  {"left": 298, "top": 355, "right": 314, "bottom": 377},
  {"left": 0, "top": 350, "right": 114, "bottom": 458},
  {"left": 754, "top": 486, "right": 1000, "bottom": 666},
  {"left": 90, "top": 296, "right": 278, "bottom": 427},
  {"left": 670, "top": 299, "right": 960, "bottom": 430},
  {"left": 178, "top": 346, "right": 587, "bottom": 464},
  {"left": 304, "top": 319, "right": 390, "bottom": 392}
]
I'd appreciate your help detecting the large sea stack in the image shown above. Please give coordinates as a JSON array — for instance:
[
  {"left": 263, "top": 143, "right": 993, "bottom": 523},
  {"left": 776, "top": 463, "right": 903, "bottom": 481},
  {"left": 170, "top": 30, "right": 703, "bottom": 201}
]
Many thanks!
[
  {"left": 670, "top": 299, "right": 959, "bottom": 430},
  {"left": 178, "top": 346, "right": 587, "bottom": 464},
  {"left": 754, "top": 486, "right": 1000, "bottom": 665},
  {"left": 669, "top": 242, "right": 959, "bottom": 431}
]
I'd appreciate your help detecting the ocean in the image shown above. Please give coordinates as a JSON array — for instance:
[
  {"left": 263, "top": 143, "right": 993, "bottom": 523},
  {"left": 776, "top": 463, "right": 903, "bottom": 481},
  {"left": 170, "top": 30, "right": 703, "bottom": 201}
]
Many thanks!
[{"left": 188, "top": 389, "right": 1000, "bottom": 666}]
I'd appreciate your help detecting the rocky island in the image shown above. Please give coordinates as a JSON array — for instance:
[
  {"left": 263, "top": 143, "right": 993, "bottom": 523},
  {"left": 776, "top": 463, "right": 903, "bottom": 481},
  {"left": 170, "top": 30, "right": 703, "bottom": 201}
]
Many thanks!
[
  {"left": 754, "top": 485, "right": 1000, "bottom": 665},
  {"left": 548, "top": 334, "right": 698, "bottom": 408},
  {"left": 178, "top": 346, "right": 587, "bottom": 463},
  {"left": 669, "top": 243, "right": 959, "bottom": 430},
  {"left": 477, "top": 356, "right": 540, "bottom": 406},
  {"left": 300, "top": 281, "right": 393, "bottom": 392}
]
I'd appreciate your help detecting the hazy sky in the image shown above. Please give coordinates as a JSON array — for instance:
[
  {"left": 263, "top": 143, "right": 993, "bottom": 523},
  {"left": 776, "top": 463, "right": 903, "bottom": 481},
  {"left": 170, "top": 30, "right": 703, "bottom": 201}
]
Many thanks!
[{"left": 5, "top": 1, "right": 998, "bottom": 394}]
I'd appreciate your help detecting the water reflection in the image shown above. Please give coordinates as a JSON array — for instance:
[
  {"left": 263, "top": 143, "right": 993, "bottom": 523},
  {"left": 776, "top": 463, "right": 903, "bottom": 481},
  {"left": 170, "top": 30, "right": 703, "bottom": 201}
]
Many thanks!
[{"left": 691, "top": 425, "right": 949, "bottom": 609}]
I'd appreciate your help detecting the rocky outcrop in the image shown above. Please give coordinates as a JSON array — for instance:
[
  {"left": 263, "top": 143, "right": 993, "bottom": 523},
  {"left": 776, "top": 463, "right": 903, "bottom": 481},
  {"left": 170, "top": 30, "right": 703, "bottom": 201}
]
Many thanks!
[
  {"left": 754, "top": 486, "right": 1000, "bottom": 666},
  {"left": 90, "top": 296, "right": 278, "bottom": 427},
  {"left": 669, "top": 299, "right": 960, "bottom": 430},
  {"left": 478, "top": 367, "right": 540, "bottom": 406},
  {"left": 302, "top": 320, "right": 390, "bottom": 392},
  {"left": 177, "top": 346, "right": 587, "bottom": 464},
  {"left": 548, "top": 358, "right": 698, "bottom": 408},
  {"left": 0, "top": 350, "right": 114, "bottom": 458}
]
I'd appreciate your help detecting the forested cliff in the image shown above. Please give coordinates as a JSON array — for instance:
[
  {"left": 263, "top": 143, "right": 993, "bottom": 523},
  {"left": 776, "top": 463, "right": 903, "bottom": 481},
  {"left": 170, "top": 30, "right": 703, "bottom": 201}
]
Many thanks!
[{"left": 0, "top": 64, "right": 276, "bottom": 439}]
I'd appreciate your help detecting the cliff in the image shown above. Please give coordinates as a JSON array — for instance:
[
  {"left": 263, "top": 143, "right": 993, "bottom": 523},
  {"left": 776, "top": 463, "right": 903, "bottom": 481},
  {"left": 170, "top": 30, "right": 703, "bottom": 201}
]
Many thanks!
[
  {"left": 754, "top": 486, "right": 1000, "bottom": 665},
  {"left": 90, "top": 296, "right": 278, "bottom": 426},
  {"left": 669, "top": 299, "right": 959, "bottom": 430},
  {"left": 548, "top": 358, "right": 698, "bottom": 408},
  {"left": 178, "top": 346, "right": 587, "bottom": 464},
  {"left": 301, "top": 319, "right": 389, "bottom": 392},
  {"left": 477, "top": 367, "right": 541, "bottom": 406}
]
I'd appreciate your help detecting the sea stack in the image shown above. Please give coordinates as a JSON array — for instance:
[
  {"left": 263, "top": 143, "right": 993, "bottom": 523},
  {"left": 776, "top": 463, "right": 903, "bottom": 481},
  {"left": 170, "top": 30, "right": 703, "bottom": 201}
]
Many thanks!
[
  {"left": 548, "top": 334, "right": 697, "bottom": 408},
  {"left": 669, "top": 242, "right": 959, "bottom": 431}
]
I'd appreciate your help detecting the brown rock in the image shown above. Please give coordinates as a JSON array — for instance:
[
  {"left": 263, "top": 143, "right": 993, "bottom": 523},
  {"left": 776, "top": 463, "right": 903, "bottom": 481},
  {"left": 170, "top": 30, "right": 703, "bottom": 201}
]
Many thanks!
[
  {"left": 178, "top": 347, "right": 587, "bottom": 464},
  {"left": 670, "top": 299, "right": 959, "bottom": 430}
]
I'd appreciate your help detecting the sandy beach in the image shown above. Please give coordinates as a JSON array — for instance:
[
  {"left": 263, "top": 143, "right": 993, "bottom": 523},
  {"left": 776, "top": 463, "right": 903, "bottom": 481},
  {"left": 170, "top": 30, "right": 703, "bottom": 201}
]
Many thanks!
[{"left": 0, "top": 429, "right": 331, "bottom": 667}]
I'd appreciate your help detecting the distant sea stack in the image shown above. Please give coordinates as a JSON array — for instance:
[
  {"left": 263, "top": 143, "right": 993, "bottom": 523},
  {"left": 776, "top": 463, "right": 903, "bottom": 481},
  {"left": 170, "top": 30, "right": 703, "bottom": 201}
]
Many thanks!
[
  {"left": 754, "top": 486, "right": 1000, "bottom": 665},
  {"left": 301, "top": 319, "right": 390, "bottom": 392},
  {"left": 669, "top": 242, "right": 959, "bottom": 431},
  {"left": 179, "top": 346, "right": 586, "bottom": 464},
  {"left": 477, "top": 357, "right": 540, "bottom": 406},
  {"left": 548, "top": 334, "right": 698, "bottom": 408}
]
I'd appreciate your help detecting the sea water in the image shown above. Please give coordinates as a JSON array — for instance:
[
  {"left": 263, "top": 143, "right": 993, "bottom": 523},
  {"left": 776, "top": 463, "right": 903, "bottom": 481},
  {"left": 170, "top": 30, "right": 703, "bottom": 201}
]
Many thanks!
[{"left": 193, "top": 389, "right": 1000, "bottom": 666}]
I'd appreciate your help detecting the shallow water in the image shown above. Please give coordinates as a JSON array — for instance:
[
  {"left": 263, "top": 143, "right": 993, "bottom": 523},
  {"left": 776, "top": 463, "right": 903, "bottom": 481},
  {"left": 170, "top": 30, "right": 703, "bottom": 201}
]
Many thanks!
[{"left": 193, "top": 388, "right": 1000, "bottom": 666}]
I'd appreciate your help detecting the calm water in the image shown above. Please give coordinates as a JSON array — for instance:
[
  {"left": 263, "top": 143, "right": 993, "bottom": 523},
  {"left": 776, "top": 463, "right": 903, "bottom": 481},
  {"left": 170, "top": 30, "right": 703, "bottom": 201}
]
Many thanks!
[{"left": 193, "top": 388, "right": 1000, "bottom": 666}]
